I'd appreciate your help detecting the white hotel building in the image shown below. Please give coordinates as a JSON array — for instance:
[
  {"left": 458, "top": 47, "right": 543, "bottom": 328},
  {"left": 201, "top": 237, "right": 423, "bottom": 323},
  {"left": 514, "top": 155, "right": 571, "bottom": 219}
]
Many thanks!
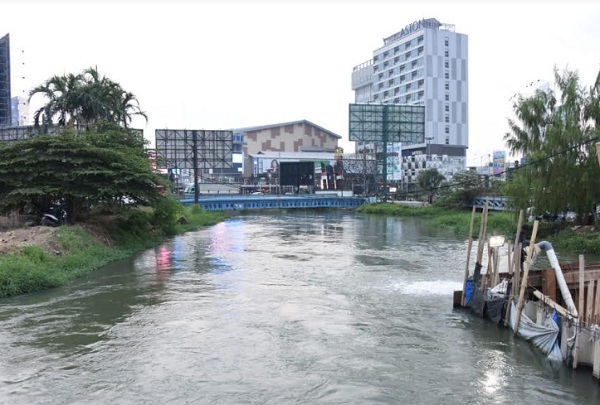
[{"left": 351, "top": 18, "right": 468, "bottom": 184}]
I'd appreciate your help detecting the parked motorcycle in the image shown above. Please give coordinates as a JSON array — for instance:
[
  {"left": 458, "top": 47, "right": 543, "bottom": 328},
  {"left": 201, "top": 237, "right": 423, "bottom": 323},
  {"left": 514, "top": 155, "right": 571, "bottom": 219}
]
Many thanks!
[{"left": 41, "top": 206, "right": 67, "bottom": 227}]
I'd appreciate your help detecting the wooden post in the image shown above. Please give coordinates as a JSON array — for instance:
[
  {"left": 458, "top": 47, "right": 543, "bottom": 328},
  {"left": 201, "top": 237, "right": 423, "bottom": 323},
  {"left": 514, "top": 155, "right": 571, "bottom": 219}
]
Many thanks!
[
  {"left": 492, "top": 245, "right": 500, "bottom": 287},
  {"left": 587, "top": 280, "right": 595, "bottom": 327},
  {"left": 461, "top": 206, "right": 477, "bottom": 307},
  {"left": 542, "top": 267, "right": 557, "bottom": 303},
  {"left": 507, "top": 240, "right": 513, "bottom": 275},
  {"left": 513, "top": 220, "right": 539, "bottom": 336},
  {"left": 574, "top": 254, "right": 585, "bottom": 369},
  {"left": 595, "top": 279, "right": 600, "bottom": 326}
]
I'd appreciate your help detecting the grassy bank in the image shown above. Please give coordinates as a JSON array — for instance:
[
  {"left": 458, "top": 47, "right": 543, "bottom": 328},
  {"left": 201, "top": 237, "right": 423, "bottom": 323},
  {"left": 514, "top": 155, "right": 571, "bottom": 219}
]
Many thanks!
[
  {"left": 0, "top": 204, "right": 226, "bottom": 298},
  {"left": 357, "top": 202, "right": 600, "bottom": 254}
]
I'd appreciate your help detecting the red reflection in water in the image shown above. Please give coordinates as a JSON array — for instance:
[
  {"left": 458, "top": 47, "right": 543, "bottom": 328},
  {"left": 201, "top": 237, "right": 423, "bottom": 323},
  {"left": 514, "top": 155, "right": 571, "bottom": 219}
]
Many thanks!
[{"left": 154, "top": 246, "right": 172, "bottom": 283}]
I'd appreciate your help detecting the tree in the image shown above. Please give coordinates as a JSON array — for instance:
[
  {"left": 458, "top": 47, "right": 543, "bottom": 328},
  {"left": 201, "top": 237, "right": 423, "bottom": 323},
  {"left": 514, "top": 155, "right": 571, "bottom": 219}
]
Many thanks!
[
  {"left": 417, "top": 168, "right": 445, "bottom": 204},
  {"left": 503, "top": 67, "right": 600, "bottom": 223},
  {"left": 0, "top": 129, "right": 166, "bottom": 221},
  {"left": 29, "top": 67, "right": 147, "bottom": 130}
]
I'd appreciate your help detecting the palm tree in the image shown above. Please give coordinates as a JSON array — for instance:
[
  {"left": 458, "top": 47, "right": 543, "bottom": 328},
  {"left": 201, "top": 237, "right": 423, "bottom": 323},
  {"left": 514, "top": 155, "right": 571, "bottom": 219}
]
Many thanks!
[
  {"left": 417, "top": 168, "right": 445, "bottom": 204},
  {"left": 28, "top": 66, "right": 146, "bottom": 130}
]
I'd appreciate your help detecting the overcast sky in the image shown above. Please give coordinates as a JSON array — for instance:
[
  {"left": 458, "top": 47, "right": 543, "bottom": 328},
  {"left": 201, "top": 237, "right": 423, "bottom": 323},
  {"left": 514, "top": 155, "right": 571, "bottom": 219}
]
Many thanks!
[{"left": 2, "top": 0, "right": 599, "bottom": 166}]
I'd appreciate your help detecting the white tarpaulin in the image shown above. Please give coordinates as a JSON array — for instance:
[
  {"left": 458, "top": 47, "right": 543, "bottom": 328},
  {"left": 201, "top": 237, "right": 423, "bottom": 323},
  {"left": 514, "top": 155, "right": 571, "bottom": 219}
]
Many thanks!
[{"left": 509, "top": 301, "right": 563, "bottom": 362}]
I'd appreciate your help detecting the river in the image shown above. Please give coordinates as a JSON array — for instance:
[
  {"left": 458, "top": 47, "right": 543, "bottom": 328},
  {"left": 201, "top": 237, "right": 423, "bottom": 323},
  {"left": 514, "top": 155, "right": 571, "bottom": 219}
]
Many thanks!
[{"left": 1, "top": 212, "right": 599, "bottom": 404}]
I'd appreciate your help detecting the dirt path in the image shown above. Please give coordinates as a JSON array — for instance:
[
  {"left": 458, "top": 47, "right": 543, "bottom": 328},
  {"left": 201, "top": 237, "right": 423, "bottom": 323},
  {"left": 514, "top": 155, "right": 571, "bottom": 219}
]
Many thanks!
[{"left": 0, "top": 226, "right": 61, "bottom": 256}]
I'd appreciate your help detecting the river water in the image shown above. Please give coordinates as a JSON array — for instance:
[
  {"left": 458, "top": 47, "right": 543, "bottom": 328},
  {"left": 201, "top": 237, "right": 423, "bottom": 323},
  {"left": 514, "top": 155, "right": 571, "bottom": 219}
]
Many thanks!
[{"left": 1, "top": 212, "right": 599, "bottom": 404}]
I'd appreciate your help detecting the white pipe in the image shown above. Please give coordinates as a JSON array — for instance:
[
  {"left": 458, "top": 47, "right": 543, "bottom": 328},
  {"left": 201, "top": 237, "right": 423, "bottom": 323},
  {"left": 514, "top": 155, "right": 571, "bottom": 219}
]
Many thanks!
[{"left": 536, "top": 241, "right": 578, "bottom": 318}]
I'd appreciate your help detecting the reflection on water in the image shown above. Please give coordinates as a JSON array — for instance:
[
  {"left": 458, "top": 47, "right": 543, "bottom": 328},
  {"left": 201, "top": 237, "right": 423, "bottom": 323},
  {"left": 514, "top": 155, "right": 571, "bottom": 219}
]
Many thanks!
[{"left": 0, "top": 212, "right": 599, "bottom": 404}]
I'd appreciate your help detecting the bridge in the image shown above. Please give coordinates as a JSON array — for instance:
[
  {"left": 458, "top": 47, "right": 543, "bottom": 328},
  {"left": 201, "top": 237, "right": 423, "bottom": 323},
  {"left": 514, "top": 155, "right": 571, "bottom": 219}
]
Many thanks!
[
  {"left": 472, "top": 196, "right": 509, "bottom": 211},
  {"left": 180, "top": 194, "right": 370, "bottom": 211}
]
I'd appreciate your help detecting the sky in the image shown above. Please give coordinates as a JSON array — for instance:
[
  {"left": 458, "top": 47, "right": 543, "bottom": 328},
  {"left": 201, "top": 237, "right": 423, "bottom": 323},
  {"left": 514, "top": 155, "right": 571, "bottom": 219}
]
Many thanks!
[{"left": 2, "top": 0, "right": 600, "bottom": 166}]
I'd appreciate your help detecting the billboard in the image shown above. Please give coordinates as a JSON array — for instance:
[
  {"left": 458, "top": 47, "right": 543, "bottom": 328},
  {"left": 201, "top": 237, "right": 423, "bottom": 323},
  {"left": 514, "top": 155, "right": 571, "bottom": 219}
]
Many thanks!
[
  {"left": 348, "top": 103, "right": 424, "bottom": 144},
  {"left": 0, "top": 34, "right": 10, "bottom": 127},
  {"left": 493, "top": 150, "right": 505, "bottom": 176},
  {"left": 155, "top": 129, "right": 234, "bottom": 172}
]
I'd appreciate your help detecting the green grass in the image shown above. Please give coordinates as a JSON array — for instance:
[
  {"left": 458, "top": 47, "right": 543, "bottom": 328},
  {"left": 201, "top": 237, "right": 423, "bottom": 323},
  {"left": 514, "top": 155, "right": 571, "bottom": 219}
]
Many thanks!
[
  {"left": 0, "top": 203, "right": 227, "bottom": 299},
  {"left": 356, "top": 202, "right": 600, "bottom": 254}
]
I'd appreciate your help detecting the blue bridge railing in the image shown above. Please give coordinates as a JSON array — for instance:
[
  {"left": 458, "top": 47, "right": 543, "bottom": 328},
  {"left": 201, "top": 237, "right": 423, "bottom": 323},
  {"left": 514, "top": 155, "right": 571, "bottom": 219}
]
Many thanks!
[{"left": 180, "top": 195, "right": 369, "bottom": 211}]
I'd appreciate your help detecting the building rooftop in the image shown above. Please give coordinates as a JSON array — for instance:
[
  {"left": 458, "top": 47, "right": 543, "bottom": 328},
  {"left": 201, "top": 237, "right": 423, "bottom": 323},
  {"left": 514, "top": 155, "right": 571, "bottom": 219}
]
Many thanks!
[{"left": 233, "top": 119, "right": 342, "bottom": 139}]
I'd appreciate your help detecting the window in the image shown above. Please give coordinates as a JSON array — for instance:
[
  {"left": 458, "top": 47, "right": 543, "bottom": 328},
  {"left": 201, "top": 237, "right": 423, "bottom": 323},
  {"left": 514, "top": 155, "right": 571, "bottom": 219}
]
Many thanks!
[
  {"left": 394, "top": 56, "right": 400, "bottom": 63},
  {"left": 399, "top": 64, "right": 405, "bottom": 72},
  {"left": 445, "top": 136, "right": 450, "bottom": 145},
  {"left": 406, "top": 94, "right": 412, "bottom": 102},
  {"left": 399, "top": 75, "right": 405, "bottom": 83},
  {"left": 388, "top": 79, "right": 394, "bottom": 85},
  {"left": 412, "top": 71, "right": 418, "bottom": 79},
  {"left": 411, "top": 60, "right": 418, "bottom": 68},
  {"left": 445, "top": 115, "right": 449, "bottom": 123},
  {"left": 405, "top": 51, "right": 411, "bottom": 59},
  {"left": 444, "top": 71, "right": 449, "bottom": 79},
  {"left": 383, "top": 51, "right": 388, "bottom": 58},
  {"left": 417, "top": 46, "right": 424, "bottom": 56},
  {"left": 373, "top": 65, "right": 379, "bottom": 72},
  {"left": 417, "top": 35, "right": 424, "bottom": 44},
  {"left": 394, "top": 97, "right": 400, "bottom": 103},
  {"left": 374, "top": 94, "right": 379, "bottom": 100},
  {"left": 394, "top": 46, "right": 399, "bottom": 54},
  {"left": 444, "top": 50, "right": 449, "bottom": 57},
  {"left": 445, "top": 82, "right": 449, "bottom": 90},
  {"left": 394, "top": 87, "right": 400, "bottom": 94},
  {"left": 445, "top": 126, "right": 449, "bottom": 134},
  {"left": 444, "top": 61, "right": 449, "bottom": 68},
  {"left": 405, "top": 42, "right": 411, "bottom": 50},
  {"left": 444, "top": 38, "right": 449, "bottom": 46},
  {"left": 418, "top": 90, "right": 424, "bottom": 97},
  {"left": 378, "top": 73, "right": 384, "bottom": 80},
  {"left": 445, "top": 93, "right": 449, "bottom": 101},
  {"left": 388, "top": 70, "right": 394, "bottom": 77},
  {"left": 383, "top": 61, "right": 388, "bottom": 68},
  {"left": 418, "top": 79, "right": 424, "bottom": 88},
  {"left": 384, "top": 90, "right": 389, "bottom": 97},
  {"left": 379, "top": 83, "right": 384, "bottom": 89},
  {"left": 406, "top": 83, "right": 412, "bottom": 91},
  {"left": 445, "top": 105, "right": 449, "bottom": 112}
]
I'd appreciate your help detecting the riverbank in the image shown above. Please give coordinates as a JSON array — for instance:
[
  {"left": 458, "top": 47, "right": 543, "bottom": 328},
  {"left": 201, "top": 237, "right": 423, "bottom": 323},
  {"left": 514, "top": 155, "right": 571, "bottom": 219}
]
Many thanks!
[
  {"left": 0, "top": 204, "right": 227, "bottom": 298},
  {"left": 357, "top": 202, "right": 600, "bottom": 254}
]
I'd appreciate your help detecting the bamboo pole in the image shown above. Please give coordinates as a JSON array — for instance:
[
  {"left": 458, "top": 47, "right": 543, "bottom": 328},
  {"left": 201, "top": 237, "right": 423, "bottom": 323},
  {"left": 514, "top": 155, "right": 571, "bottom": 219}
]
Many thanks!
[
  {"left": 492, "top": 244, "right": 500, "bottom": 287},
  {"left": 461, "top": 206, "right": 477, "bottom": 307},
  {"left": 504, "top": 210, "right": 524, "bottom": 327},
  {"left": 587, "top": 280, "right": 595, "bottom": 327},
  {"left": 513, "top": 220, "right": 539, "bottom": 336}
]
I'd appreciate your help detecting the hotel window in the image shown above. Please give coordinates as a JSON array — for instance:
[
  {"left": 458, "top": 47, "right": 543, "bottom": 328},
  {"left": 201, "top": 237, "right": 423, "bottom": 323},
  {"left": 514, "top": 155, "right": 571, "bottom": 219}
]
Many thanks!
[
  {"left": 400, "top": 75, "right": 405, "bottom": 83},
  {"left": 445, "top": 126, "right": 449, "bottom": 134},
  {"left": 417, "top": 46, "right": 424, "bottom": 56},
  {"left": 394, "top": 97, "right": 400, "bottom": 103},
  {"left": 412, "top": 71, "right": 418, "bottom": 79},
  {"left": 444, "top": 72, "right": 449, "bottom": 79},
  {"left": 394, "top": 46, "right": 399, "bottom": 54},
  {"left": 383, "top": 61, "right": 388, "bottom": 68},
  {"left": 445, "top": 82, "right": 449, "bottom": 90},
  {"left": 406, "top": 94, "right": 412, "bottom": 102},
  {"left": 388, "top": 69, "right": 394, "bottom": 77},
  {"left": 378, "top": 73, "right": 384, "bottom": 80},
  {"left": 445, "top": 105, "right": 449, "bottom": 112},
  {"left": 405, "top": 51, "right": 411, "bottom": 59},
  {"left": 383, "top": 51, "right": 388, "bottom": 58},
  {"left": 394, "top": 87, "right": 400, "bottom": 94},
  {"left": 406, "top": 83, "right": 412, "bottom": 91},
  {"left": 373, "top": 55, "right": 379, "bottom": 62},
  {"left": 389, "top": 79, "right": 394, "bottom": 85},
  {"left": 373, "top": 65, "right": 379, "bottom": 72},
  {"left": 445, "top": 50, "right": 449, "bottom": 57},
  {"left": 444, "top": 38, "right": 449, "bottom": 47},
  {"left": 445, "top": 136, "right": 450, "bottom": 145},
  {"left": 374, "top": 94, "right": 379, "bottom": 100},
  {"left": 399, "top": 64, "right": 405, "bottom": 72},
  {"left": 445, "top": 115, "right": 449, "bottom": 123},
  {"left": 384, "top": 90, "right": 389, "bottom": 97},
  {"left": 379, "top": 83, "right": 384, "bottom": 89},
  {"left": 405, "top": 42, "right": 411, "bottom": 50},
  {"left": 394, "top": 56, "right": 400, "bottom": 63},
  {"left": 417, "top": 36, "right": 424, "bottom": 44},
  {"left": 444, "top": 61, "right": 449, "bottom": 68},
  {"left": 418, "top": 79, "right": 424, "bottom": 88},
  {"left": 445, "top": 93, "right": 449, "bottom": 101},
  {"left": 411, "top": 60, "right": 418, "bottom": 68}
]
